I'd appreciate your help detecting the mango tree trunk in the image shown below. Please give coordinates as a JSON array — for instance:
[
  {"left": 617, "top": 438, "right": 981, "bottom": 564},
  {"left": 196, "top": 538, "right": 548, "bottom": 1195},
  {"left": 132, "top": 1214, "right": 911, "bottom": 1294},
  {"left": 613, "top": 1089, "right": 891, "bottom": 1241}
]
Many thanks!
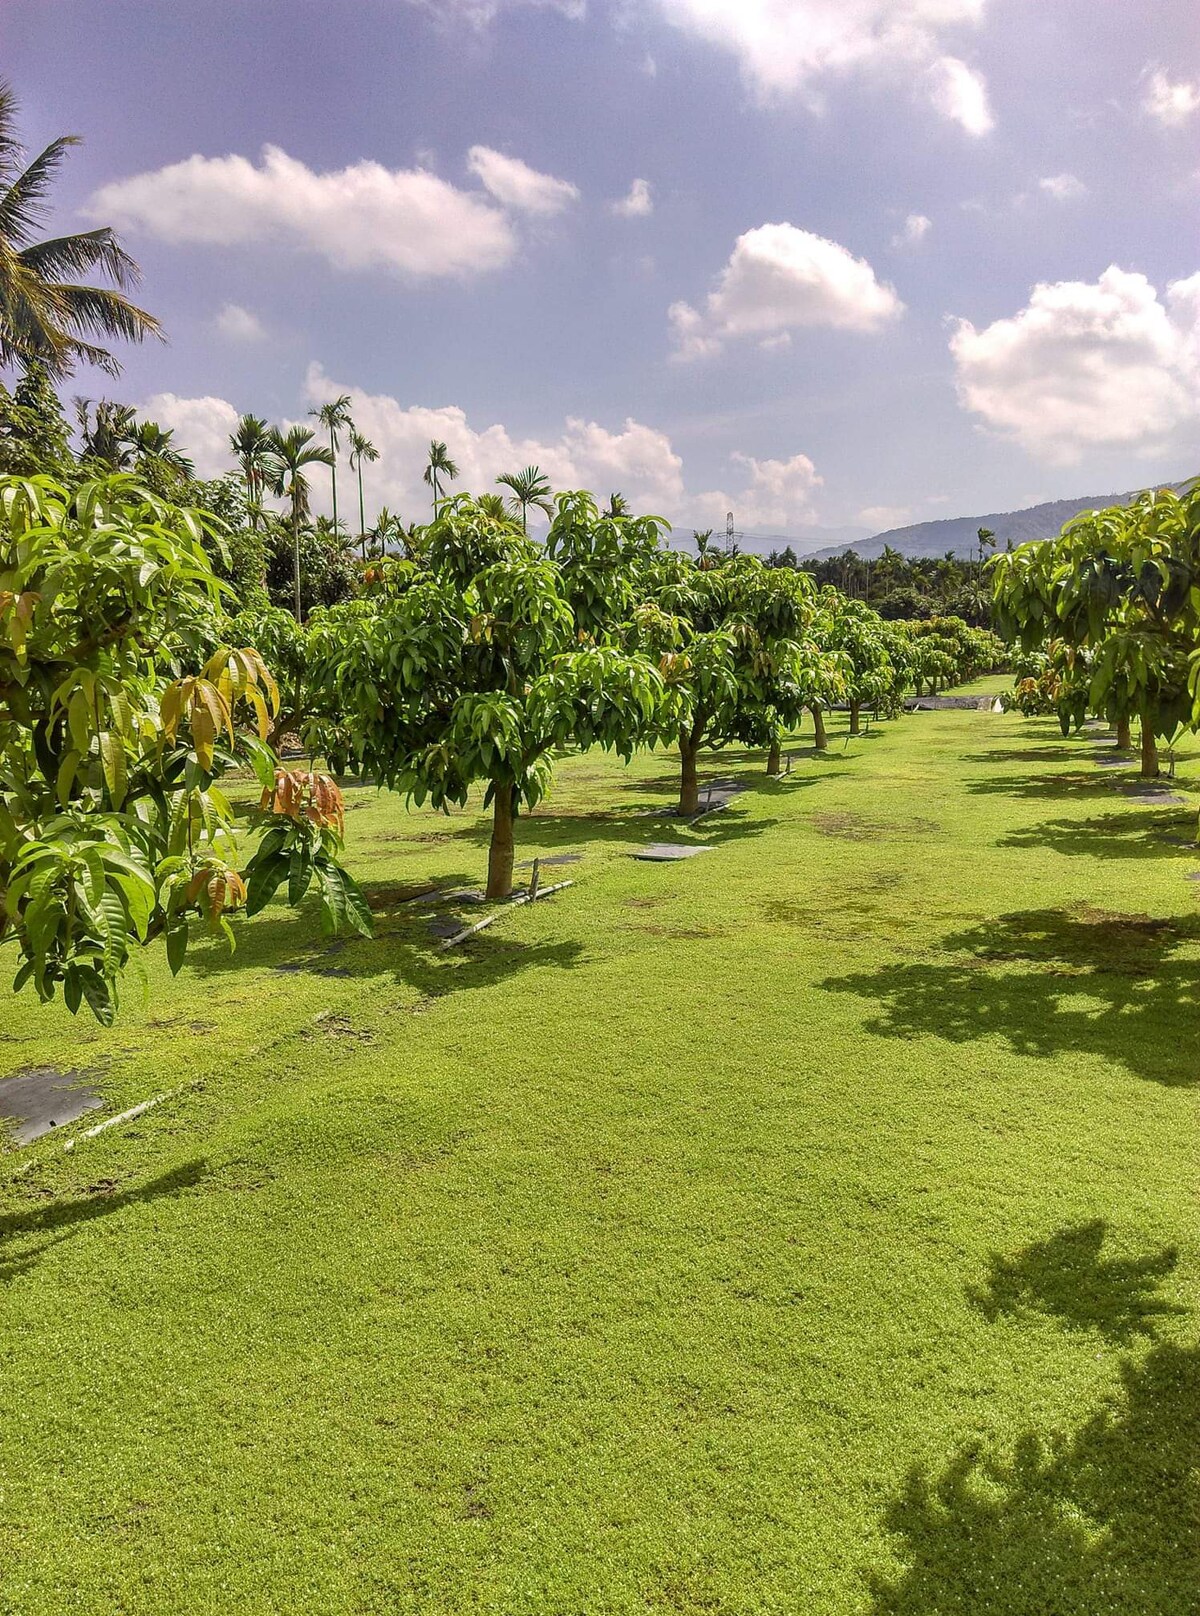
[
  {"left": 849, "top": 701, "right": 861, "bottom": 736},
  {"left": 1116, "top": 716, "right": 1132, "bottom": 749},
  {"left": 811, "top": 706, "right": 828, "bottom": 750},
  {"left": 678, "top": 732, "right": 701, "bottom": 816},
  {"left": 486, "top": 781, "right": 516, "bottom": 900},
  {"left": 766, "top": 741, "right": 781, "bottom": 776},
  {"left": 1140, "top": 726, "right": 1159, "bottom": 781}
]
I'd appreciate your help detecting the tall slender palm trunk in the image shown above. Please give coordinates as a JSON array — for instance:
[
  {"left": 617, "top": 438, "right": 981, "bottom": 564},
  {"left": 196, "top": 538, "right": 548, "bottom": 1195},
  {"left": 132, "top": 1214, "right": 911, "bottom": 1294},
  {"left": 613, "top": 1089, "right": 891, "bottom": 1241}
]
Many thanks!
[
  {"left": 357, "top": 464, "right": 366, "bottom": 560},
  {"left": 291, "top": 509, "right": 302, "bottom": 622},
  {"left": 328, "top": 425, "right": 339, "bottom": 536}
]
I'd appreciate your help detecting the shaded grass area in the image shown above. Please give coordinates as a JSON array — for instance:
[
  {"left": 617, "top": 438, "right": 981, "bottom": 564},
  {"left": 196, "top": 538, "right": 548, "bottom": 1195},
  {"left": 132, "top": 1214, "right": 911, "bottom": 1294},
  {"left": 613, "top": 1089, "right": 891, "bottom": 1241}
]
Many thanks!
[{"left": 0, "top": 690, "right": 1196, "bottom": 1614}]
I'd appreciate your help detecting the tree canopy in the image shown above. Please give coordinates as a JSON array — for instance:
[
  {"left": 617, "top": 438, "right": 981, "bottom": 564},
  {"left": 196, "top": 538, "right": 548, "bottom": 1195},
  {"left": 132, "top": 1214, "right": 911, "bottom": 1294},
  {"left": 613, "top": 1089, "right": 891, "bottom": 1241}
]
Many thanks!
[
  {"left": 307, "top": 494, "right": 681, "bottom": 897},
  {"left": 993, "top": 482, "right": 1200, "bottom": 775},
  {"left": 630, "top": 549, "right": 843, "bottom": 810},
  {"left": 0, "top": 473, "right": 369, "bottom": 1021}
]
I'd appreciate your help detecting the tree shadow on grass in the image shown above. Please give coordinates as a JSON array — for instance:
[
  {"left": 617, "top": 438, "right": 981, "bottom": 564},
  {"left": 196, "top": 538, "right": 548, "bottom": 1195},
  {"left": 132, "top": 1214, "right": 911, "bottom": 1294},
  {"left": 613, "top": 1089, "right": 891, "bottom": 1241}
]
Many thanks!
[
  {"left": 965, "top": 771, "right": 1128, "bottom": 801},
  {"left": 447, "top": 808, "right": 781, "bottom": 847},
  {"left": 1, "top": 1159, "right": 206, "bottom": 1285},
  {"left": 184, "top": 901, "right": 588, "bottom": 1000},
  {"left": 968, "top": 1222, "right": 1185, "bottom": 1345},
  {"left": 869, "top": 1343, "right": 1200, "bottom": 1615},
  {"left": 960, "top": 746, "right": 1099, "bottom": 766},
  {"left": 820, "top": 908, "right": 1200, "bottom": 1087},
  {"left": 1000, "top": 810, "right": 1198, "bottom": 862}
]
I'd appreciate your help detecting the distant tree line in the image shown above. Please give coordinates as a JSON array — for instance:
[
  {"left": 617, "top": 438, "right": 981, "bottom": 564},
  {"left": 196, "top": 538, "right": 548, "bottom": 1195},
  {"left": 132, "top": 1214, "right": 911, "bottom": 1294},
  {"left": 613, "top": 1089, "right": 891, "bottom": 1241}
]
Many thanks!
[{"left": 764, "top": 532, "right": 1002, "bottom": 629}]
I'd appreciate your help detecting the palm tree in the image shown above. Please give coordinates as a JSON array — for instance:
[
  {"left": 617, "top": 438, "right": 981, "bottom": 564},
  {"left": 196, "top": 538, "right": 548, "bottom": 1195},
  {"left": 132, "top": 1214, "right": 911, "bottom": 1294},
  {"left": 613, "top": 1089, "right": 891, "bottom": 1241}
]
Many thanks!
[
  {"left": 347, "top": 428, "right": 380, "bottom": 558},
  {"left": 308, "top": 394, "right": 353, "bottom": 537},
  {"left": 875, "top": 544, "right": 905, "bottom": 592},
  {"left": 267, "top": 425, "right": 334, "bottom": 621},
  {"left": 977, "top": 525, "right": 997, "bottom": 581},
  {"left": 0, "top": 83, "right": 162, "bottom": 377},
  {"left": 365, "top": 505, "right": 402, "bottom": 556},
  {"left": 496, "top": 464, "right": 553, "bottom": 533},
  {"left": 129, "top": 420, "right": 194, "bottom": 483},
  {"left": 477, "top": 492, "right": 518, "bottom": 524},
  {"left": 74, "top": 397, "right": 137, "bottom": 468},
  {"left": 230, "top": 413, "right": 272, "bottom": 528},
  {"left": 423, "top": 440, "right": 459, "bottom": 515}
]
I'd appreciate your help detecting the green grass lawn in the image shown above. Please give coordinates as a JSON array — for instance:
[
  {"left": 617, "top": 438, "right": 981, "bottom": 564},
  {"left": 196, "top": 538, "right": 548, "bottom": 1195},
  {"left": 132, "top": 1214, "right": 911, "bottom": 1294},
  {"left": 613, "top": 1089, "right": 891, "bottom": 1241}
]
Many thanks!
[{"left": 1, "top": 690, "right": 1197, "bottom": 1614}]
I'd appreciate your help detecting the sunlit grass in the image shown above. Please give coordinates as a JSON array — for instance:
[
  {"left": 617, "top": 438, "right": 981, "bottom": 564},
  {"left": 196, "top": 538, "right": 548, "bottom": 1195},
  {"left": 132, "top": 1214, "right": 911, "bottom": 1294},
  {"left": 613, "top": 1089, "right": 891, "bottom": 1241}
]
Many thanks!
[{"left": 1, "top": 687, "right": 1196, "bottom": 1614}]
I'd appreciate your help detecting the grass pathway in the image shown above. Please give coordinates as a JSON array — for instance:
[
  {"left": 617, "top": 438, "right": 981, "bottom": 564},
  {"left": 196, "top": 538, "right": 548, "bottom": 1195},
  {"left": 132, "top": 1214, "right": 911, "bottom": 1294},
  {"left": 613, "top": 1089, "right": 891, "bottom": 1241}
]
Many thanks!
[{"left": 1, "top": 693, "right": 1196, "bottom": 1614}]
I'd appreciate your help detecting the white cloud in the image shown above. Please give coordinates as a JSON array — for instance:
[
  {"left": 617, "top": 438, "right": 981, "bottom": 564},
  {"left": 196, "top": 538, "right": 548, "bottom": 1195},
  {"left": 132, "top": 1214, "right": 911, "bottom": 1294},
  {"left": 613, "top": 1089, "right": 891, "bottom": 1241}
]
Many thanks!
[
  {"left": 139, "top": 370, "right": 834, "bottom": 535},
  {"left": 732, "top": 452, "right": 823, "bottom": 526},
  {"left": 1038, "top": 172, "right": 1087, "bottom": 201},
  {"left": 611, "top": 178, "right": 654, "bottom": 218},
  {"left": 465, "top": 146, "right": 580, "bottom": 215},
  {"left": 892, "top": 212, "right": 931, "bottom": 248},
  {"left": 927, "top": 55, "right": 993, "bottom": 135},
  {"left": 301, "top": 363, "right": 686, "bottom": 519},
  {"left": 1142, "top": 67, "right": 1200, "bottom": 127},
  {"left": 650, "top": 1, "right": 993, "bottom": 131},
  {"left": 949, "top": 266, "right": 1200, "bottom": 464},
  {"left": 669, "top": 222, "right": 902, "bottom": 358},
  {"left": 858, "top": 504, "right": 912, "bottom": 528},
  {"left": 652, "top": 1, "right": 984, "bottom": 93},
  {"left": 690, "top": 451, "right": 823, "bottom": 531},
  {"left": 88, "top": 145, "right": 516, "bottom": 279},
  {"left": 405, "top": 1, "right": 994, "bottom": 129},
  {"left": 139, "top": 393, "right": 241, "bottom": 479},
  {"left": 213, "top": 302, "right": 266, "bottom": 342},
  {"left": 404, "top": 0, "right": 584, "bottom": 23}
]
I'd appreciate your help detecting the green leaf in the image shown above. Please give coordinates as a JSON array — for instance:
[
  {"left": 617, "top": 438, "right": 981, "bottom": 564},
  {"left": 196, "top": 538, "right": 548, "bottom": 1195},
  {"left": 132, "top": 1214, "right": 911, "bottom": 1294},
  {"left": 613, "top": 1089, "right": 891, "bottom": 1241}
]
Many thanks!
[
  {"left": 63, "top": 966, "right": 83, "bottom": 1015},
  {"left": 245, "top": 850, "right": 290, "bottom": 916},
  {"left": 244, "top": 825, "right": 288, "bottom": 873},
  {"left": 287, "top": 844, "right": 313, "bottom": 906},
  {"left": 98, "top": 730, "right": 127, "bottom": 807},
  {"left": 79, "top": 967, "right": 115, "bottom": 1027},
  {"left": 166, "top": 919, "right": 189, "bottom": 976}
]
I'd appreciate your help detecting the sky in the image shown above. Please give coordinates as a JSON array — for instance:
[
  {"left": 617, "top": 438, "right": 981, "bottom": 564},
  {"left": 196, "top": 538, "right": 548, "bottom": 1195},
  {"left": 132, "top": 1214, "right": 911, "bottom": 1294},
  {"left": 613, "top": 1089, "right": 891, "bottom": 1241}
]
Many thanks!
[{"left": 5, "top": 0, "right": 1199, "bottom": 545}]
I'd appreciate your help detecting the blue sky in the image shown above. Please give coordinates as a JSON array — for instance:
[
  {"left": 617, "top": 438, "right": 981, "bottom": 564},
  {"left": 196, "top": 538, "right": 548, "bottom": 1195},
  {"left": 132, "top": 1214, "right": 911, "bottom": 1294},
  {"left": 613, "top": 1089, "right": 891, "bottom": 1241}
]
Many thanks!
[{"left": 6, "top": 0, "right": 1199, "bottom": 543}]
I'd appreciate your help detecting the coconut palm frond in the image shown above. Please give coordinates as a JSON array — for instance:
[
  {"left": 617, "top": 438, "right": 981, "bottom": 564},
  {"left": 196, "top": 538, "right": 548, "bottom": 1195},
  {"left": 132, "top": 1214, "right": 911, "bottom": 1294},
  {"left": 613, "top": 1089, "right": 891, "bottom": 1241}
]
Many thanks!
[
  {"left": 0, "top": 83, "right": 161, "bottom": 377},
  {"left": 0, "top": 137, "right": 80, "bottom": 245},
  {"left": 20, "top": 227, "right": 141, "bottom": 287}
]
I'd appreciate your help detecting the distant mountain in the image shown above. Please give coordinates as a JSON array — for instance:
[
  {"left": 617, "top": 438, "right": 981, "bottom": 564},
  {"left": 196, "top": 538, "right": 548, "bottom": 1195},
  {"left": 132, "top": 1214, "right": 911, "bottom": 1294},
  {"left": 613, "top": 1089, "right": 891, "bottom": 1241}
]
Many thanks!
[
  {"left": 667, "top": 524, "right": 870, "bottom": 558},
  {"left": 739, "top": 525, "right": 871, "bottom": 557},
  {"left": 809, "top": 483, "right": 1189, "bottom": 561}
]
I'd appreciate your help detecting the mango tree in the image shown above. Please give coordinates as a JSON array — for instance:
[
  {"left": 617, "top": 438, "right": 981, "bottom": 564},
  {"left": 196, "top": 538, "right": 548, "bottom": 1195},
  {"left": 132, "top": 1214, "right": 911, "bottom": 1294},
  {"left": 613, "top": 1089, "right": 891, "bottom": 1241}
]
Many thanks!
[
  {"left": 544, "top": 489, "right": 667, "bottom": 636},
  {"left": 307, "top": 496, "right": 680, "bottom": 899},
  {"left": 820, "top": 592, "right": 902, "bottom": 736},
  {"left": 905, "top": 614, "right": 1003, "bottom": 696},
  {"left": 230, "top": 601, "right": 309, "bottom": 747},
  {"left": 993, "top": 484, "right": 1200, "bottom": 777},
  {"left": 1004, "top": 640, "right": 1092, "bottom": 732},
  {"left": 632, "top": 552, "right": 841, "bottom": 808},
  {"left": 0, "top": 474, "right": 370, "bottom": 1022}
]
